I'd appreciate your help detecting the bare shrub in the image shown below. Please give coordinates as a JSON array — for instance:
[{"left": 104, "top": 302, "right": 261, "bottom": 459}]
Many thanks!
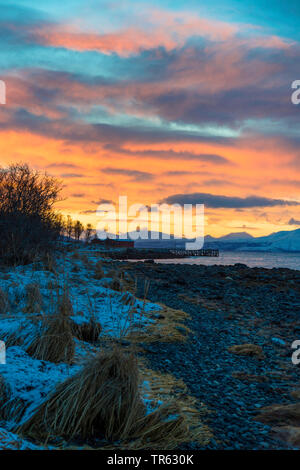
[
  {"left": 0, "top": 163, "right": 63, "bottom": 265},
  {"left": 26, "top": 288, "right": 74, "bottom": 363}
]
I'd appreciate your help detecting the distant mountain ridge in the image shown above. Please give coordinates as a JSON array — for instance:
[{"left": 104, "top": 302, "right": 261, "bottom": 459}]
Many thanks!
[
  {"left": 131, "top": 228, "right": 300, "bottom": 252},
  {"left": 206, "top": 228, "right": 300, "bottom": 252},
  {"left": 216, "top": 232, "right": 254, "bottom": 241}
]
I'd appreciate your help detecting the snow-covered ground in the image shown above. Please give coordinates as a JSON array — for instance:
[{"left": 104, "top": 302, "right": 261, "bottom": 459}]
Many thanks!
[
  {"left": 204, "top": 228, "right": 300, "bottom": 252},
  {"left": 0, "top": 245, "right": 166, "bottom": 449},
  {"left": 248, "top": 228, "right": 300, "bottom": 252}
]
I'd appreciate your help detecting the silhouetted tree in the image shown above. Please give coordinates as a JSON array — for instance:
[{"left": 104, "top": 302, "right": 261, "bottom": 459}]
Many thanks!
[
  {"left": 0, "top": 163, "right": 63, "bottom": 264},
  {"left": 66, "top": 215, "right": 74, "bottom": 239},
  {"left": 85, "top": 223, "right": 93, "bottom": 243},
  {"left": 74, "top": 220, "right": 84, "bottom": 241}
]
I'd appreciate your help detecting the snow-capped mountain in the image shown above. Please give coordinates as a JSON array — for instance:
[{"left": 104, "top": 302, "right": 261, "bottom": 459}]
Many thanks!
[
  {"left": 246, "top": 228, "right": 300, "bottom": 252},
  {"left": 218, "top": 232, "right": 254, "bottom": 241},
  {"left": 205, "top": 228, "right": 300, "bottom": 252},
  {"left": 94, "top": 228, "right": 300, "bottom": 252}
]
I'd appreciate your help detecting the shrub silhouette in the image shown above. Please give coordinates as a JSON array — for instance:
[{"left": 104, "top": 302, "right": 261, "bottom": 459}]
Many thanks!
[{"left": 0, "top": 163, "right": 63, "bottom": 265}]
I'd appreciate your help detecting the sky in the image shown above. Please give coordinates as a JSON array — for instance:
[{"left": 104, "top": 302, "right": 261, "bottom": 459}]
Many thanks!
[{"left": 0, "top": 0, "right": 299, "bottom": 237}]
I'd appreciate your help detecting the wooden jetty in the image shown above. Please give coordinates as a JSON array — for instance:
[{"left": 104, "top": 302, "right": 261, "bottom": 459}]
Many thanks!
[
  {"left": 104, "top": 248, "right": 219, "bottom": 260},
  {"left": 169, "top": 249, "right": 219, "bottom": 257}
]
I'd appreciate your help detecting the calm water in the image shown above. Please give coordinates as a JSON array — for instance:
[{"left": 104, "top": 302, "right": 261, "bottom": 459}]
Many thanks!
[{"left": 157, "top": 251, "right": 300, "bottom": 270}]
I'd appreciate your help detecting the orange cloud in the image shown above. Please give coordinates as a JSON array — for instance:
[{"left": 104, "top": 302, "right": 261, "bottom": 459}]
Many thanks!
[{"left": 0, "top": 128, "right": 299, "bottom": 238}]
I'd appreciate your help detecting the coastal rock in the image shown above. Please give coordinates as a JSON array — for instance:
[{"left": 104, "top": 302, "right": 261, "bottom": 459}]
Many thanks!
[
  {"left": 291, "top": 389, "right": 300, "bottom": 400},
  {"left": 228, "top": 344, "right": 264, "bottom": 359},
  {"left": 272, "top": 426, "right": 300, "bottom": 447},
  {"left": 255, "top": 403, "right": 300, "bottom": 426},
  {"left": 232, "top": 371, "right": 268, "bottom": 383}
]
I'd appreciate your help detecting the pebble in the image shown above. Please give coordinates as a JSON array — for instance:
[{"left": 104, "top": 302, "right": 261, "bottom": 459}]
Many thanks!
[{"left": 128, "top": 261, "right": 300, "bottom": 450}]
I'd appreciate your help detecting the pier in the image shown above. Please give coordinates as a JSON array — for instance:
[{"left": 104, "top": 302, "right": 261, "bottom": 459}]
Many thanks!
[
  {"left": 104, "top": 248, "right": 219, "bottom": 260},
  {"left": 169, "top": 249, "right": 219, "bottom": 257}
]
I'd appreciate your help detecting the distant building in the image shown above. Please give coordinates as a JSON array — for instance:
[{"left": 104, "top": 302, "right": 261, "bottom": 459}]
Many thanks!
[{"left": 105, "top": 238, "right": 134, "bottom": 248}]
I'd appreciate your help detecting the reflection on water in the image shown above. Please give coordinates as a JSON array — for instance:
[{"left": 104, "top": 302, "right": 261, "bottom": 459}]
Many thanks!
[{"left": 157, "top": 251, "right": 300, "bottom": 270}]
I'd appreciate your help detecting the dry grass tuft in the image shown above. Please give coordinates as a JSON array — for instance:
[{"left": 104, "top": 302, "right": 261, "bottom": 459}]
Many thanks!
[
  {"left": 120, "top": 292, "right": 135, "bottom": 306},
  {"left": 70, "top": 291, "right": 102, "bottom": 342},
  {"left": 135, "top": 364, "right": 212, "bottom": 449},
  {"left": 228, "top": 343, "right": 264, "bottom": 359},
  {"left": 255, "top": 402, "right": 300, "bottom": 426},
  {"left": 19, "top": 348, "right": 144, "bottom": 441},
  {"left": 105, "top": 270, "right": 124, "bottom": 292},
  {"left": 127, "top": 304, "right": 191, "bottom": 343},
  {"left": 42, "top": 253, "right": 57, "bottom": 274},
  {"left": 94, "top": 261, "right": 104, "bottom": 280},
  {"left": 18, "top": 348, "right": 212, "bottom": 449},
  {"left": 58, "top": 289, "right": 73, "bottom": 317},
  {"left": 119, "top": 270, "right": 137, "bottom": 294},
  {"left": 0, "top": 288, "right": 9, "bottom": 314},
  {"left": 23, "top": 283, "right": 42, "bottom": 313},
  {"left": 26, "top": 289, "right": 75, "bottom": 363},
  {"left": 123, "top": 404, "right": 186, "bottom": 450},
  {"left": 71, "top": 316, "right": 102, "bottom": 342},
  {"left": 0, "top": 375, "right": 11, "bottom": 420},
  {"left": 0, "top": 373, "right": 30, "bottom": 424}
]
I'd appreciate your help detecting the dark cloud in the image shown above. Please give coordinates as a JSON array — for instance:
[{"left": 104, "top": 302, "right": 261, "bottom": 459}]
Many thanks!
[
  {"left": 71, "top": 193, "right": 85, "bottom": 198},
  {"left": 92, "top": 198, "right": 114, "bottom": 205},
  {"left": 79, "top": 210, "right": 96, "bottom": 214},
  {"left": 288, "top": 217, "right": 300, "bottom": 225},
  {"left": 101, "top": 167, "right": 154, "bottom": 181},
  {"left": 105, "top": 145, "right": 231, "bottom": 164},
  {"left": 271, "top": 179, "right": 300, "bottom": 187},
  {"left": 231, "top": 225, "right": 258, "bottom": 230},
  {"left": 60, "top": 173, "right": 84, "bottom": 178},
  {"left": 202, "top": 179, "right": 238, "bottom": 186},
  {"left": 0, "top": 106, "right": 232, "bottom": 148},
  {"left": 47, "top": 163, "right": 81, "bottom": 169},
  {"left": 161, "top": 193, "right": 300, "bottom": 209}
]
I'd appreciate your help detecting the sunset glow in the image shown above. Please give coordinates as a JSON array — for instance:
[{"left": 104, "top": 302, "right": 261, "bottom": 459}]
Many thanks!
[{"left": 0, "top": 1, "right": 299, "bottom": 236}]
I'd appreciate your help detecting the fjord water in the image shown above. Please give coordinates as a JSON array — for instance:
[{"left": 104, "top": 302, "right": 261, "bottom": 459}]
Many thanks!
[{"left": 157, "top": 251, "right": 300, "bottom": 270}]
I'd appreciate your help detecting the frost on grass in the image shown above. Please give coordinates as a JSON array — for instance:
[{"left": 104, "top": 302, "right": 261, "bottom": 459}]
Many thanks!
[
  {"left": 0, "top": 346, "right": 79, "bottom": 426},
  {"left": 0, "top": 247, "right": 179, "bottom": 449}
]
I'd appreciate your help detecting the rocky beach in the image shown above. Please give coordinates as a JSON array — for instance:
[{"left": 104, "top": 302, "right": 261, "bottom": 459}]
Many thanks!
[{"left": 122, "top": 260, "right": 300, "bottom": 450}]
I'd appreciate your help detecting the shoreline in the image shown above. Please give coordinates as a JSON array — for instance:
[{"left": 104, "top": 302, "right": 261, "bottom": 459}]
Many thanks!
[{"left": 123, "top": 260, "right": 300, "bottom": 449}]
